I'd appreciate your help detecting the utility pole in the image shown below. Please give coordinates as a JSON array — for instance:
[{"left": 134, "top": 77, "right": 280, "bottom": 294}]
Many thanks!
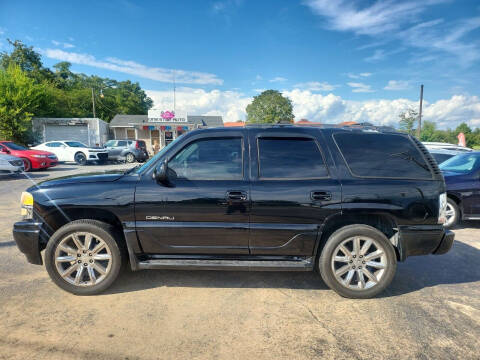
[
  {"left": 417, "top": 84, "right": 423, "bottom": 138},
  {"left": 173, "top": 70, "right": 176, "bottom": 114},
  {"left": 91, "top": 88, "right": 96, "bottom": 118}
]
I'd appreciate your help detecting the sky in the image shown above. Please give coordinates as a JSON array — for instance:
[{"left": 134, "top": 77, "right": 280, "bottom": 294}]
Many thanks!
[{"left": 1, "top": 0, "right": 480, "bottom": 128}]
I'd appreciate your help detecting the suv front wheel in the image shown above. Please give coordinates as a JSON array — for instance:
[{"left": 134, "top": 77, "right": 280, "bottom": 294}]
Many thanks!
[
  {"left": 45, "top": 220, "right": 123, "bottom": 295},
  {"left": 319, "top": 224, "right": 397, "bottom": 299}
]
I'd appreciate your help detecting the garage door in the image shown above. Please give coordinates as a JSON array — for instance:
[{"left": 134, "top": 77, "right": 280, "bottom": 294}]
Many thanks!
[{"left": 44, "top": 124, "right": 90, "bottom": 145}]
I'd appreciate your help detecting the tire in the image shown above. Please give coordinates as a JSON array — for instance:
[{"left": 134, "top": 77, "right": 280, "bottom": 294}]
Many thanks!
[
  {"left": 318, "top": 224, "right": 397, "bottom": 299},
  {"left": 125, "top": 152, "right": 135, "bottom": 163},
  {"left": 21, "top": 158, "right": 31, "bottom": 172},
  {"left": 444, "top": 198, "right": 460, "bottom": 228},
  {"left": 45, "top": 220, "right": 123, "bottom": 295},
  {"left": 74, "top": 152, "right": 87, "bottom": 165}
]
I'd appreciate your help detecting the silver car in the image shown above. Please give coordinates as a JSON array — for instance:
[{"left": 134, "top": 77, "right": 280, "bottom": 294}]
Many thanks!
[
  {"left": 0, "top": 154, "right": 24, "bottom": 175},
  {"left": 104, "top": 139, "right": 149, "bottom": 163}
]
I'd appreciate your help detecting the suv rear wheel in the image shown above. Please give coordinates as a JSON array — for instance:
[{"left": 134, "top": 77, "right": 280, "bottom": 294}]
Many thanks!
[
  {"left": 45, "top": 220, "right": 123, "bottom": 295},
  {"left": 125, "top": 152, "right": 135, "bottom": 163},
  {"left": 319, "top": 224, "right": 397, "bottom": 299}
]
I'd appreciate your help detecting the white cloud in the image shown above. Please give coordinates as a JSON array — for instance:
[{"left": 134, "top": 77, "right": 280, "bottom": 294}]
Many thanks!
[
  {"left": 145, "top": 87, "right": 480, "bottom": 129},
  {"left": 304, "top": 1, "right": 480, "bottom": 66},
  {"left": 347, "top": 82, "right": 374, "bottom": 93},
  {"left": 42, "top": 49, "right": 223, "bottom": 85},
  {"left": 304, "top": 0, "right": 446, "bottom": 36},
  {"left": 347, "top": 72, "right": 372, "bottom": 79},
  {"left": 384, "top": 80, "right": 410, "bottom": 90},
  {"left": 293, "top": 81, "right": 336, "bottom": 91},
  {"left": 255, "top": 74, "right": 262, "bottom": 80},
  {"left": 146, "top": 87, "right": 250, "bottom": 121},
  {"left": 52, "top": 40, "right": 75, "bottom": 49},
  {"left": 269, "top": 76, "right": 287, "bottom": 83}
]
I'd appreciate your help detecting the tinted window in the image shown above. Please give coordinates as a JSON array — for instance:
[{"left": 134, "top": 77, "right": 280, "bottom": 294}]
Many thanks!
[
  {"left": 258, "top": 137, "right": 328, "bottom": 179},
  {"left": 3, "top": 142, "right": 27, "bottom": 150},
  {"left": 65, "top": 141, "right": 87, "bottom": 148},
  {"left": 431, "top": 153, "right": 454, "bottom": 164},
  {"left": 117, "top": 141, "right": 128, "bottom": 147},
  {"left": 46, "top": 142, "right": 63, "bottom": 147},
  {"left": 334, "top": 133, "right": 432, "bottom": 179},
  {"left": 169, "top": 138, "right": 243, "bottom": 180},
  {"left": 137, "top": 140, "right": 146, "bottom": 148}
]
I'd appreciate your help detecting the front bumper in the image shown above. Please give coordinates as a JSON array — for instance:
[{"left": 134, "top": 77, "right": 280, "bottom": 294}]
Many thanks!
[
  {"left": 0, "top": 163, "right": 24, "bottom": 173},
  {"left": 13, "top": 221, "right": 44, "bottom": 265},
  {"left": 88, "top": 152, "right": 109, "bottom": 161},
  {"left": 397, "top": 225, "right": 454, "bottom": 261}
]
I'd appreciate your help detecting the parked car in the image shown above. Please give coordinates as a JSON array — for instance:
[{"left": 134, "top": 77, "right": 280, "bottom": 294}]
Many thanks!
[
  {"left": 32, "top": 141, "right": 109, "bottom": 165},
  {"left": 13, "top": 125, "right": 453, "bottom": 298},
  {"left": 0, "top": 153, "right": 24, "bottom": 175},
  {"left": 423, "top": 141, "right": 472, "bottom": 152},
  {"left": 0, "top": 141, "right": 57, "bottom": 171},
  {"left": 438, "top": 152, "right": 480, "bottom": 227},
  {"left": 428, "top": 148, "right": 463, "bottom": 165},
  {"left": 104, "top": 139, "right": 149, "bottom": 163}
]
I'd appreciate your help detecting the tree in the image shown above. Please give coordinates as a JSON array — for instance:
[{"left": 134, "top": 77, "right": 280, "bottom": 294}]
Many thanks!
[
  {"left": 246, "top": 90, "right": 294, "bottom": 123},
  {"left": 0, "top": 65, "right": 46, "bottom": 143},
  {"left": 398, "top": 108, "right": 418, "bottom": 136}
]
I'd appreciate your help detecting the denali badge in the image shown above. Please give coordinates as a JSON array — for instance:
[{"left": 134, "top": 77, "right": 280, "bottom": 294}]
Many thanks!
[{"left": 146, "top": 215, "right": 175, "bottom": 221}]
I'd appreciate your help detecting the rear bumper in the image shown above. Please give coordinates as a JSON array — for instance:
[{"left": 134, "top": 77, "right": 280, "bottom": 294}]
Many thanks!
[
  {"left": 397, "top": 225, "right": 454, "bottom": 261},
  {"left": 13, "top": 221, "right": 44, "bottom": 265}
]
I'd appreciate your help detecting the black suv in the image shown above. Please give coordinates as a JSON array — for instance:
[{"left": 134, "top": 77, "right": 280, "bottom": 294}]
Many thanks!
[{"left": 13, "top": 125, "right": 454, "bottom": 298}]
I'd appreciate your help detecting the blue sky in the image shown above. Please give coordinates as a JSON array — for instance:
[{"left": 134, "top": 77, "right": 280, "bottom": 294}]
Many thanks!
[{"left": 1, "top": 0, "right": 480, "bottom": 127}]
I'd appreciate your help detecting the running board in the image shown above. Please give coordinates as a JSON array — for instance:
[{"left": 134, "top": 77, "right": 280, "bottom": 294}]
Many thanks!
[{"left": 136, "top": 257, "right": 314, "bottom": 271}]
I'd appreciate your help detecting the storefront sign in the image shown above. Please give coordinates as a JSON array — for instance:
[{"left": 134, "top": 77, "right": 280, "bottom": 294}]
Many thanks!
[{"left": 148, "top": 109, "right": 187, "bottom": 123}]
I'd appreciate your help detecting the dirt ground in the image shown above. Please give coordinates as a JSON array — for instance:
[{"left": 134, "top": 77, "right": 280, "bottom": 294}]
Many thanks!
[{"left": 0, "top": 164, "right": 479, "bottom": 360}]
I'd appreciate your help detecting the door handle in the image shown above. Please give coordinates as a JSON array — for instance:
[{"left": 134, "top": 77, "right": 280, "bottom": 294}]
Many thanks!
[
  {"left": 226, "top": 190, "right": 248, "bottom": 201},
  {"left": 311, "top": 191, "right": 332, "bottom": 201}
]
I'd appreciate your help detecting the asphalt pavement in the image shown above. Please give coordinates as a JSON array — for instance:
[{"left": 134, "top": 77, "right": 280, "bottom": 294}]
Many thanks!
[{"left": 0, "top": 163, "right": 479, "bottom": 360}]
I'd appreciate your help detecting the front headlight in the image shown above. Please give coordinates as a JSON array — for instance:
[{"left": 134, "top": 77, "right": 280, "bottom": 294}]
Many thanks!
[
  {"left": 32, "top": 154, "right": 47, "bottom": 158},
  {"left": 20, "top": 191, "right": 33, "bottom": 219},
  {"left": 438, "top": 192, "right": 447, "bottom": 225}
]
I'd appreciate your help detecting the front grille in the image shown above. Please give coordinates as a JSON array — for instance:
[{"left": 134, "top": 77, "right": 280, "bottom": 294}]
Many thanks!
[
  {"left": 410, "top": 136, "right": 441, "bottom": 176},
  {"left": 9, "top": 160, "right": 24, "bottom": 167},
  {"left": 97, "top": 153, "right": 108, "bottom": 160}
]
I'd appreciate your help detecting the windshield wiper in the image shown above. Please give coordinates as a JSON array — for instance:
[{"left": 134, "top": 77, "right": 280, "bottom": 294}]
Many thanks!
[{"left": 389, "top": 151, "right": 430, "bottom": 172}]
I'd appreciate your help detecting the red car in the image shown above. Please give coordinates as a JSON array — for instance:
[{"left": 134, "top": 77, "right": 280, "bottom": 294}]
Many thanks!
[{"left": 0, "top": 141, "right": 58, "bottom": 171}]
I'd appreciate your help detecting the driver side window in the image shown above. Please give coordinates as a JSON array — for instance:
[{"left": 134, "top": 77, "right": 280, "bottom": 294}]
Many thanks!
[{"left": 169, "top": 137, "right": 243, "bottom": 180}]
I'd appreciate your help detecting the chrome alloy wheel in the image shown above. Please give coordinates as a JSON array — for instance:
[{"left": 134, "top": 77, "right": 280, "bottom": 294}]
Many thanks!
[
  {"left": 445, "top": 202, "right": 456, "bottom": 227},
  {"left": 331, "top": 236, "right": 388, "bottom": 291},
  {"left": 54, "top": 232, "right": 112, "bottom": 287}
]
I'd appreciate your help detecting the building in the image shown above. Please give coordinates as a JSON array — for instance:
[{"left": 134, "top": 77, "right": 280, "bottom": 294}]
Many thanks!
[
  {"left": 32, "top": 118, "right": 109, "bottom": 146},
  {"left": 109, "top": 111, "right": 223, "bottom": 153}
]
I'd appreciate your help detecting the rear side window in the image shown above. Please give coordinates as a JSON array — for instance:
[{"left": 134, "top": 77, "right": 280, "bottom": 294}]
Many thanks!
[
  {"left": 334, "top": 133, "right": 432, "bottom": 179},
  {"left": 258, "top": 137, "right": 328, "bottom": 179}
]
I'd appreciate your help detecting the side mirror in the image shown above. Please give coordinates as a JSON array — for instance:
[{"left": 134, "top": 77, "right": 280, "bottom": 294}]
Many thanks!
[
  {"left": 0, "top": 148, "right": 9, "bottom": 154},
  {"left": 153, "top": 159, "right": 177, "bottom": 187}
]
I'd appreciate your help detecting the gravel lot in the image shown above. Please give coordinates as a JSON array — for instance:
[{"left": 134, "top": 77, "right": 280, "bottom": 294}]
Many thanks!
[{"left": 0, "top": 164, "right": 479, "bottom": 360}]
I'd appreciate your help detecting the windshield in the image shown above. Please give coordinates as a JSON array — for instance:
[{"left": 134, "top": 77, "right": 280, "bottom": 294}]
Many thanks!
[
  {"left": 105, "top": 140, "right": 116, "bottom": 147},
  {"left": 439, "top": 153, "right": 480, "bottom": 173},
  {"left": 65, "top": 141, "right": 87, "bottom": 148},
  {"left": 3, "top": 142, "right": 27, "bottom": 150},
  {"left": 133, "top": 138, "right": 179, "bottom": 174}
]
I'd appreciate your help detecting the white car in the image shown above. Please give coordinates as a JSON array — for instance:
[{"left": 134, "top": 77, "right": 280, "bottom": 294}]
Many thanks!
[
  {"left": 0, "top": 153, "right": 24, "bottom": 174},
  {"left": 422, "top": 142, "right": 473, "bottom": 152},
  {"left": 32, "top": 141, "right": 109, "bottom": 165}
]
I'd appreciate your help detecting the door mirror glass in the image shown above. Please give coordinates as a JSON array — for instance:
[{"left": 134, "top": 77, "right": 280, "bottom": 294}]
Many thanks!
[
  {"left": 153, "top": 160, "right": 177, "bottom": 186},
  {"left": 0, "top": 147, "right": 8, "bottom": 153}
]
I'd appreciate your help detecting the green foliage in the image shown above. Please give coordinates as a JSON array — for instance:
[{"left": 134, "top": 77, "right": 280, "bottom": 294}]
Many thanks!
[
  {"left": 0, "top": 39, "right": 153, "bottom": 143},
  {"left": 0, "top": 64, "right": 46, "bottom": 143},
  {"left": 398, "top": 108, "right": 418, "bottom": 136},
  {"left": 246, "top": 90, "right": 294, "bottom": 123}
]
